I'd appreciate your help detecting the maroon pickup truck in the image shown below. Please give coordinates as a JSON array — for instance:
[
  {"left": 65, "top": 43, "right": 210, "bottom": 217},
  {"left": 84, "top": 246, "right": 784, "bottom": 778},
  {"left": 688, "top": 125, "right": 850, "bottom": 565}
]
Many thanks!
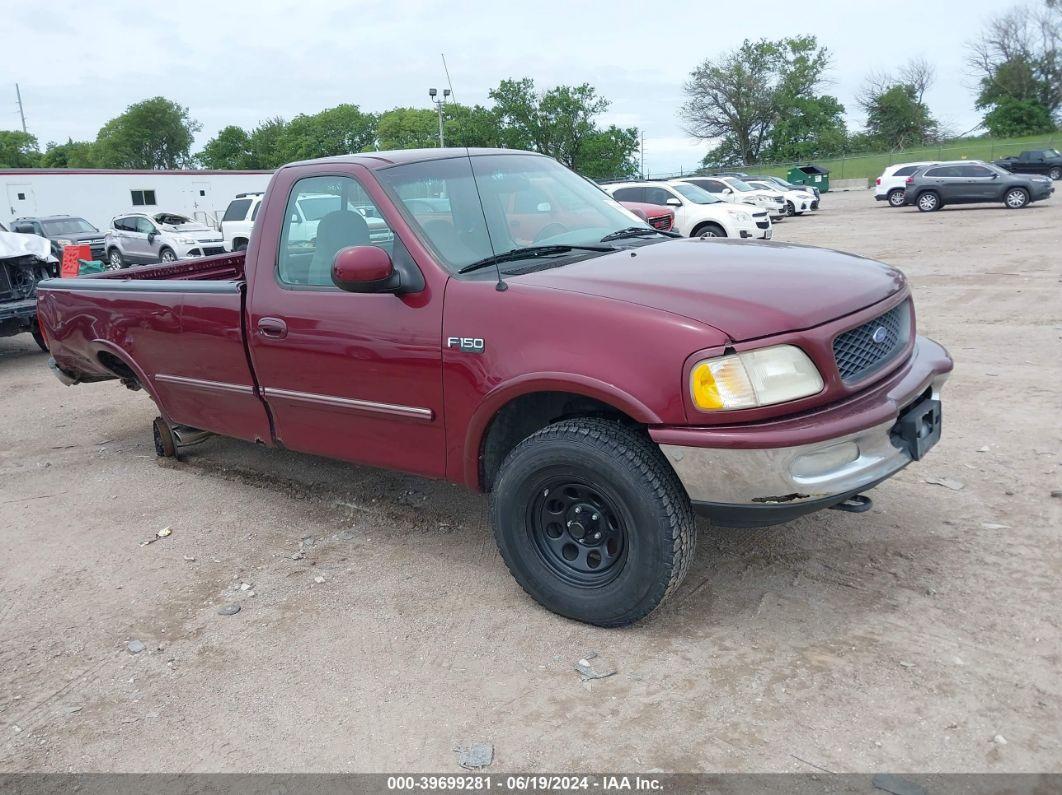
[{"left": 37, "top": 148, "right": 952, "bottom": 627}]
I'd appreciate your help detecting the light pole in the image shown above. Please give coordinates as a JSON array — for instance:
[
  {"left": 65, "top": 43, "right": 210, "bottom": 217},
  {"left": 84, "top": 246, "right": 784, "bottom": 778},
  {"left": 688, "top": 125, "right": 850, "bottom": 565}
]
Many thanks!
[{"left": 429, "top": 87, "right": 450, "bottom": 147}]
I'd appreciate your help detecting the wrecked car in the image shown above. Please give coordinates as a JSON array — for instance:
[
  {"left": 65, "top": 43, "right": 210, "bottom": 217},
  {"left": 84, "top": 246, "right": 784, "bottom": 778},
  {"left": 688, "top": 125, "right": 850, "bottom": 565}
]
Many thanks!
[{"left": 1, "top": 221, "right": 58, "bottom": 351}]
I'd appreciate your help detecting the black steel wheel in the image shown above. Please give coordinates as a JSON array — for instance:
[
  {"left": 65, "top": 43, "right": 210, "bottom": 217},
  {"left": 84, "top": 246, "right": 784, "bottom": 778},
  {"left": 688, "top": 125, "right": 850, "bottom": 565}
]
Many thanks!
[
  {"left": 490, "top": 418, "right": 695, "bottom": 627},
  {"left": 529, "top": 478, "right": 627, "bottom": 587}
]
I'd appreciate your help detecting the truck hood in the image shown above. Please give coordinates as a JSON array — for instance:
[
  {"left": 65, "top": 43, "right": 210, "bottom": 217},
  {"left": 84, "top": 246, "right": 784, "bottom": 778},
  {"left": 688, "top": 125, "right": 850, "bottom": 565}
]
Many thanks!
[
  {"left": 513, "top": 238, "right": 906, "bottom": 342},
  {"left": 0, "top": 230, "right": 57, "bottom": 263}
]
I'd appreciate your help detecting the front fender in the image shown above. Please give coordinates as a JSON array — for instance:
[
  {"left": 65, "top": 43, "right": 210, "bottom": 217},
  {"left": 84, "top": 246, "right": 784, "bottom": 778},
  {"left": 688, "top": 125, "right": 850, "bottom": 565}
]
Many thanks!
[{"left": 461, "top": 372, "right": 663, "bottom": 490}]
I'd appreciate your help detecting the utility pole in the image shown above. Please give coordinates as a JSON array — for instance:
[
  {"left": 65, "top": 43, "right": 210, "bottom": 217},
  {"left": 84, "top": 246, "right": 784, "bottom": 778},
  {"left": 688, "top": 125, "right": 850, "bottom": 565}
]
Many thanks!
[
  {"left": 639, "top": 130, "right": 645, "bottom": 179},
  {"left": 428, "top": 87, "right": 451, "bottom": 147},
  {"left": 15, "top": 83, "right": 27, "bottom": 134}
]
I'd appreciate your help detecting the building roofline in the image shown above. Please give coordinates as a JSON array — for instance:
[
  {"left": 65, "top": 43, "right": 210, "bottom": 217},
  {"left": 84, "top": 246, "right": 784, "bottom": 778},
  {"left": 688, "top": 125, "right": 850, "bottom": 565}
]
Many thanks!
[{"left": 0, "top": 168, "right": 275, "bottom": 176}]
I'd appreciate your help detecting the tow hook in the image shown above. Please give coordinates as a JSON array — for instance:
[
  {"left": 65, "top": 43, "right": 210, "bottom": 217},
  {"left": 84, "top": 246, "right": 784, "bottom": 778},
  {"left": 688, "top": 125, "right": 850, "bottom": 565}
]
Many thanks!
[{"left": 830, "top": 494, "right": 873, "bottom": 513}]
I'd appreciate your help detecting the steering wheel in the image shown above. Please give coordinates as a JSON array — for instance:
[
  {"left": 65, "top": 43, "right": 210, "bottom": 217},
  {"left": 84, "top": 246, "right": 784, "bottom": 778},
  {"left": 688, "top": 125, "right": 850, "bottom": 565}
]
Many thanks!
[{"left": 533, "top": 223, "right": 570, "bottom": 243}]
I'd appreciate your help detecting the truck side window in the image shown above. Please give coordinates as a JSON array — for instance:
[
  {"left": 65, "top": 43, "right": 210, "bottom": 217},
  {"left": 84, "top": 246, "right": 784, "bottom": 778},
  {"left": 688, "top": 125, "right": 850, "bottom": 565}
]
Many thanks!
[{"left": 277, "top": 175, "right": 394, "bottom": 288}]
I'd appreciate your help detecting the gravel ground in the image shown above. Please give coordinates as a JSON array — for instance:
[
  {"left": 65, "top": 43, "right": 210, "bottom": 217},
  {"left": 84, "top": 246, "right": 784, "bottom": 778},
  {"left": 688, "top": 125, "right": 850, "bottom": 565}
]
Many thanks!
[{"left": 1, "top": 189, "right": 1059, "bottom": 773}]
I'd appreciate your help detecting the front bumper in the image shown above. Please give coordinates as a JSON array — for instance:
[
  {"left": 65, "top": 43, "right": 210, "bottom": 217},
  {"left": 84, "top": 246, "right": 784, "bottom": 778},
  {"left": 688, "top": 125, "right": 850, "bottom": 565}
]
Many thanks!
[
  {"left": 653, "top": 336, "right": 952, "bottom": 526},
  {"left": 0, "top": 298, "right": 37, "bottom": 323}
]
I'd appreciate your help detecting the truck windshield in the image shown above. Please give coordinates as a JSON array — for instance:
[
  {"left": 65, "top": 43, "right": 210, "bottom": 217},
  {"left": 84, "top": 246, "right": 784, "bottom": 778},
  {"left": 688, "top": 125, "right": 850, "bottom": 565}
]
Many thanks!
[
  {"left": 377, "top": 154, "right": 647, "bottom": 273},
  {"left": 41, "top": 218, "right": 97, "bottom": 235}
]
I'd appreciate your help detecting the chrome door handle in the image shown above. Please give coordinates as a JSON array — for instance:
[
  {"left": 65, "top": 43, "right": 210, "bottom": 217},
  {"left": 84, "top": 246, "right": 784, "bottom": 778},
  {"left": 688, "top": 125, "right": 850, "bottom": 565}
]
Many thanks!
[{"left": 257, "top": 317, "right": 288, "bottom": 339}]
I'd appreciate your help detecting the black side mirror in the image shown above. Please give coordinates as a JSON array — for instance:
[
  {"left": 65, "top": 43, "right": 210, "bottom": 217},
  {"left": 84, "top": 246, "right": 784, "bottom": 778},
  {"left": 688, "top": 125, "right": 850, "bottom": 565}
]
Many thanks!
[{"left": 147, "top": 231, "right": 157, "bottom": 243}]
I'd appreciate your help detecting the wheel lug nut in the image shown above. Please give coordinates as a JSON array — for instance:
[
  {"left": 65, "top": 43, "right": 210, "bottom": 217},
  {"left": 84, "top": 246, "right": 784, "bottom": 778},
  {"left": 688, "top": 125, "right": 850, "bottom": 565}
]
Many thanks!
[
  {"left": 594, "top": 532, "right": 601, "bottom": 539},
  {"left": 592, "top": 514, "right": 599, "bottom": 521},
  {"left": 574, "top": 507, "right": 582, "bottom": 514}
]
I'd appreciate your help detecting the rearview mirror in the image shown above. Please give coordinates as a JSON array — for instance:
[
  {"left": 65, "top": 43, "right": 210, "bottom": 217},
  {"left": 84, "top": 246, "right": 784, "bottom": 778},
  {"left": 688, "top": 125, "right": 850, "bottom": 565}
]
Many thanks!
[
  {"left": 721, "top": 188, "right": 733, "bottom": 195},
  {"left": 332, "top": 246, "right": 402, "bottom": 294},
  {"left": 665, "top": 197, "right": 682, "bottom": 207}
]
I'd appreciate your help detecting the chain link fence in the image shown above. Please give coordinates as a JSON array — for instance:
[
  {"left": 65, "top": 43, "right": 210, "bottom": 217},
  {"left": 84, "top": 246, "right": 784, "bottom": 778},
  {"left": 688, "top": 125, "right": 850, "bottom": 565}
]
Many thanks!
[{"left": 625, "top": 136, "right": 1060, "bottom": 185}]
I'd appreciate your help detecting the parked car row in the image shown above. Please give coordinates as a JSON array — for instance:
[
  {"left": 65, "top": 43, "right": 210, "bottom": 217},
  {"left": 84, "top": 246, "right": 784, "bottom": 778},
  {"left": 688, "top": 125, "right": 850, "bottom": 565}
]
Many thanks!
[
  {"left": 875, "top": 157, "right": 1055, "bottom": 212},
  {"left": 599, "top": 172, "right": 821, "bottom": 241}
]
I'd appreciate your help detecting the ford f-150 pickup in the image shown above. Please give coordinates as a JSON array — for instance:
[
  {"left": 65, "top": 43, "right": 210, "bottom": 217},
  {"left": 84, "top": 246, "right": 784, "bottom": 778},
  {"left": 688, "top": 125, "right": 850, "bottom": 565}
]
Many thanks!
[{"left": 36, "top": 148, "right": 953, "bottom": 627}]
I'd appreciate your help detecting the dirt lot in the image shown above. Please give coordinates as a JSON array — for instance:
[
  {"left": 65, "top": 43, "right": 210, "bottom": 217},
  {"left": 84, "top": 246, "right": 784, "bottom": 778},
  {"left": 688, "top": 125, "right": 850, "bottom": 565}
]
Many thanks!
[{"left": 1, "top": 190, "right": 1059, "bottom": 774}]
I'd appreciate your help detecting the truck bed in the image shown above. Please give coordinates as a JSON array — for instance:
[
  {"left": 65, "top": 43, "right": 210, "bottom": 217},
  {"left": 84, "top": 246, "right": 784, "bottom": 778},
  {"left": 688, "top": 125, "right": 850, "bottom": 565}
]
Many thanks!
[
  {"left": 36, "top": 250, "right": 272, "bottom": 444},
  {"left": 91, "top": 252, "right": 246, "bottom": 283}
]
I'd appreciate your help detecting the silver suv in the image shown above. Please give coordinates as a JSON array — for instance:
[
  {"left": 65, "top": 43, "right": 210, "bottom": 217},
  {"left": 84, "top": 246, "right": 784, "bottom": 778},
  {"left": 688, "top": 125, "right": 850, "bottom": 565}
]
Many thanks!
[{"left": 104, "top": 211, "right": 226, "bottom": 268}]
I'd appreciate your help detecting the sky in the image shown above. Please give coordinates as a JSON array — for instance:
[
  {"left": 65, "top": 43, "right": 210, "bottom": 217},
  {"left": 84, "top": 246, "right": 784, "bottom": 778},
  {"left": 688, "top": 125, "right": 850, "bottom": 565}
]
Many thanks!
[{"left": 4, "top": 0, "right": 1013, "bottom": 174}]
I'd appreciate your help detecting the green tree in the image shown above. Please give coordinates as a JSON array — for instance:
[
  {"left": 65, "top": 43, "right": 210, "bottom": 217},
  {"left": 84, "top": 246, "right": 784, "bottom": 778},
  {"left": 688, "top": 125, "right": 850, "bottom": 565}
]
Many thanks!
[
  {"left": 860, "top": 84, "right": 940, "bottom": 149},
  {"left": 276, "top": 104, "right": 377, "bottom": 162},
  {"left": 488, "top": 79, "right": 629, "bottom": 173},
  {"left": 247, "top": 117, "right": 288, "bottom": 168},
  {"left": 93, "top": 97, "right": 201, "bottom": 169},
  {"left": 377, "top": 107, "right": 439, "bottom": 149},
  {"left": 198, "top": 125, "right": 253, "bottom": 169},
  {"left": 0, "top": 130, "right": 41, "bottom": 167},
  {"left": 575, "top": 126, "right": 638, "bottom": 179},
  {"left": 983, "top": 97, "right": 1055, "bottom": 136},
  {"left": 761, "top": 95, "right": 847, "bottom": 162},
  {"left": 443, "top": 104, "right": 501, "bottom": 148},
  {"left": 969, "top": 2, "right": 1061, "bottom": 124},
  {"left": 683, "top": 36, "right": 838, "bottom": 165},
  {"left": 40, "top": 138, "right": 97, "bottom": 168}
]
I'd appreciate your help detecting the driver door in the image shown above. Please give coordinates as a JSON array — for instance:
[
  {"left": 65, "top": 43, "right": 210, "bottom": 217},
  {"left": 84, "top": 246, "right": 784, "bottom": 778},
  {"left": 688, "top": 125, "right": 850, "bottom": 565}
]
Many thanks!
[{"left": 245, "top": 168, "right": 447, "bottom": 479}]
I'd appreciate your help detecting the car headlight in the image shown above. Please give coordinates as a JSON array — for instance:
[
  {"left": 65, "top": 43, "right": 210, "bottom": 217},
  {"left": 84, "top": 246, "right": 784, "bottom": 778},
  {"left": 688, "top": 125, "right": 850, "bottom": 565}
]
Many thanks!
[
  {"left": 731, "top": 211, "right": 751, "bottom": 222},
  {"left": 690, "top": 345, "right": 823, "bottom": 411},
  {"left": 56, "top": 238, "right": 74, "bottom": 247},
  {"left": 174, "top": 236, "right": 196, "bottom": 244}
]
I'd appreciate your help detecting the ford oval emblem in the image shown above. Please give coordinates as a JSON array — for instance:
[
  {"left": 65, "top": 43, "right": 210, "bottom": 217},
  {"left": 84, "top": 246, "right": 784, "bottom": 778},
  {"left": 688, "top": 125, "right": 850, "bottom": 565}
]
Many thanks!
[{"left": 871, "top": 326, "right": 888, "bottom": 344}]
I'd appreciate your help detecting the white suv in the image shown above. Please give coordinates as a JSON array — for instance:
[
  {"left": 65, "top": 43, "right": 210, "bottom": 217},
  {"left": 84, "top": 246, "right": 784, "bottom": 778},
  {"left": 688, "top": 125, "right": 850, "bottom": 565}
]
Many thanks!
[
  {"left": 220, "top": 191, "right": 393, "bottom": 251},
  {"left": 677, "top": 176, "right": 786, "bottom": 220},
  {"left": 744, "top": 179, "right": 813, "bottom": 216},
  {"left": 104, "top": 211, "right": 226, "bottom": 268},
  {"left": 220, "top": 192, "right": 263, "bottom": 251},
  {"left": 604, "top": 181, "right": 771, "bottom": 239},
  {"left": 874, "top": 162, "right": 938, "bottom": 207}
]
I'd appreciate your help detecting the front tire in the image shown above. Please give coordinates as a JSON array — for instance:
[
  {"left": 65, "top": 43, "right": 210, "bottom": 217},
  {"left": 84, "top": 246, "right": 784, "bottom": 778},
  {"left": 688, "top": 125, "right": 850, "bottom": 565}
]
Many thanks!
[
  {"left": 887, "top": 189, "right": 906, "bottom": 207},
  {"left": 692, "top": 222, "right": 726, "bottom": 238},
  {"left": 916, "top": 191, "right": 941, "bottom": 212},
  {"left": 1004, "top": 187, "right": 1029, "bottom": 209},
  {"left": 106, "top": 248, "right": 124, "bottom": 270},
  {"left": 490, "top": 418, "right": 695, "bottom": 627},
  {"left": 159, "top": 248, "right": 178, "bottom": 263},
  {"left": 1048, "top": 166, "right": 1061, "bottom": 181},
  {"left": 784, "top": 201, "right": 796, "bottom": 217}
]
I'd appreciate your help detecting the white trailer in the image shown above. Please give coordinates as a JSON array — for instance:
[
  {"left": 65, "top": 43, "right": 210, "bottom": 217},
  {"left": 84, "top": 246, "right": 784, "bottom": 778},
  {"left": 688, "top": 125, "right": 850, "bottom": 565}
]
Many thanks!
[{"left": 1, "top": 169, "right": 274, "bottom": 232}]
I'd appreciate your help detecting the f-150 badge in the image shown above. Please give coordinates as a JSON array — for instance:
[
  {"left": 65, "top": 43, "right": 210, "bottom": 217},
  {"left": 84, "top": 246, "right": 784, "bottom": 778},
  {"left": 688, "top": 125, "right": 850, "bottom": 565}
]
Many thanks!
[{"left": 447, "top": 337, "right": 485, "bottom": 353}]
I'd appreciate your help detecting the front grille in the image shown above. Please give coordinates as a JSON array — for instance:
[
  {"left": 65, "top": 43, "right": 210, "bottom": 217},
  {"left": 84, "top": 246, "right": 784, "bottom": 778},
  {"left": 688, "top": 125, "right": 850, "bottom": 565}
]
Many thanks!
[
  {"left": 648, "top": 214, "right": 672, "bottom": 231},
  {"left": 833, "top": 301, "right": 911, "bottom": 384},
  {"left": 202, "top": 246, "right": 225, "bottom": 256},
  {"left": 756, "top": 220, "right": 770, "bottom": 229}
]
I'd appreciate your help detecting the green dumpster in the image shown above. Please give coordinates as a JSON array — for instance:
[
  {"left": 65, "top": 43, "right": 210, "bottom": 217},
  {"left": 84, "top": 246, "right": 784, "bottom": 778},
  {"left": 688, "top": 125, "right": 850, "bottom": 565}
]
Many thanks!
[{"left": 786, "top": 164, "right": 831, "bottom": 192}]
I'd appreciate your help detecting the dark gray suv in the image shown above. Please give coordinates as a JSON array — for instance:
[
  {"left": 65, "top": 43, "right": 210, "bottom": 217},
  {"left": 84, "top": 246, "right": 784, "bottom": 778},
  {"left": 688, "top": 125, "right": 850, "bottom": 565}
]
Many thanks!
[
  {"left": 10, "top": 215, "right": 107, "bottom": 260},
  {"left": 903, "top": 161, "right": 1054, "bottom": 212}
]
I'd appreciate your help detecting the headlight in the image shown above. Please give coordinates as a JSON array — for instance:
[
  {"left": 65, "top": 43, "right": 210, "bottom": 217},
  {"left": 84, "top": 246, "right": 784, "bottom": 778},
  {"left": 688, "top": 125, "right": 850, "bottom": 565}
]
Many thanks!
[
  {"left": 174, "top": 236, "right": 196, "bottom": 244},
  {"left": 690, "top": 345, "right": 823, "bottom": 411},
  {"left": 732, "top": 211, "right": 751, "bottom": 222},
  {"left": 56, "top": 238, "right": 74, "bottom": 247}
]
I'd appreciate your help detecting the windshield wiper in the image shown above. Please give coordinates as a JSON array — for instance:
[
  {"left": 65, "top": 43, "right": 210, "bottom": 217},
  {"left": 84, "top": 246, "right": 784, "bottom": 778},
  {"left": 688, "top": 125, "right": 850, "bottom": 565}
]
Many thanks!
[
  {"left": 457, "top": 244, "right": 614, "bottom": 274},
  {"left": 600, "top": 226, "right": 682, "bottom": 242}
]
